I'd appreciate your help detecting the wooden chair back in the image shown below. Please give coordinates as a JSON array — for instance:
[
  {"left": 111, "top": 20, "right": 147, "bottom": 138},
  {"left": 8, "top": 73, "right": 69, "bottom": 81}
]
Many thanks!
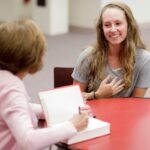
[{"left": 54, "top": 67, "right": 74, "bottom": 88}]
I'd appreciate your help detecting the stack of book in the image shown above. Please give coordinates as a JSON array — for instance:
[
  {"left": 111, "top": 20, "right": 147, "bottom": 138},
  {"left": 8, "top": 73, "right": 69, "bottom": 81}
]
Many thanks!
[{"left": 38, "top": 85, "right": 110, "bottom": 144}]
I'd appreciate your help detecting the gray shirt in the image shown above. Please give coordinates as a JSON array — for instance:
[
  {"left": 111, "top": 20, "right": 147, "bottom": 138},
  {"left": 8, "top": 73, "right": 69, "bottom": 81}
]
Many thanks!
[{"left": 72, "top": 47, "right": 150, "bottom": 97}]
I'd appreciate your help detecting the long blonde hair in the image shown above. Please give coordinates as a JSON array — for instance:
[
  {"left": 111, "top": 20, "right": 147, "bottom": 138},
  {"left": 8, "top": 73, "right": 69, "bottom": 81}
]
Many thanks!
[{"left": 89, "top": 2, "right": 146, "bottom": 88}]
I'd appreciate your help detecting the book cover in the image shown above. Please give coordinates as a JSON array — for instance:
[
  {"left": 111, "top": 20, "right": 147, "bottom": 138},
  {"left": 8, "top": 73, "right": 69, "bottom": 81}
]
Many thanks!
[{"left": 38, "top": 85, "right": 110, "bottom": 144}]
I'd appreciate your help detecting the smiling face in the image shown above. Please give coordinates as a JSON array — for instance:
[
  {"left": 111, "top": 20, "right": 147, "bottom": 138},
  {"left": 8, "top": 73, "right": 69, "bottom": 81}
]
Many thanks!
[{"left": 102, "top": 7, "right": 128, "bottom": 47}]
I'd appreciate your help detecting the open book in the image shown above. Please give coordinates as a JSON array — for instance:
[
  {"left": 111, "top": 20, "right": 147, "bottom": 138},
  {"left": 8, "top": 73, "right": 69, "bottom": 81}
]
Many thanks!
[{"left": 38, "top": 85, "right": 110, "bottom": 144}]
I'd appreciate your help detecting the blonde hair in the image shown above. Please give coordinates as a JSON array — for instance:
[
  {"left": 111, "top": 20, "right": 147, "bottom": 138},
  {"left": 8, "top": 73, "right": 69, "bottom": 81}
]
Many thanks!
[
  {"left": 0, "top": 19, "right": 46, "bottom": 74},
  {"left": 89, "top": 1, "right": 146, "bottom": 88}
]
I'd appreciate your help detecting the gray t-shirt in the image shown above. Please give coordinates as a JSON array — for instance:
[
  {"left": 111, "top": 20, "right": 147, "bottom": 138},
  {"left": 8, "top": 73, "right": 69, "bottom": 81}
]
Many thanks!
[{"left": 72, "top": 47, "right": 150, "bottom": 97}]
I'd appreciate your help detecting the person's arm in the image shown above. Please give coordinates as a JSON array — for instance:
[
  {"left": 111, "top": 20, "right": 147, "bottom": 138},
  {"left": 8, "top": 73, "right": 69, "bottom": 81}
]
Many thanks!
[
  {"left": 72, "top": 47, "right": 93, "bottom": 100},
  {"left": 94, "top": 75, "right": 125, "bottom": 98},
  {"left": 30, "top": 103, "right": 45, "bottom": 119},
  {"left": 73, "top": 80, "right": 95, "bottom": 100},
  {"left": 29, "top": 103, "right": 46, "bottom": 128},
  {"left": 2, "top": 92, "right": 89, "bottom": 150},
  {"left": 131, "top": 52, "right": 150, "bottom": 98},
  {"left": 74, "top": 75, "right": 125, "bottom": 100},
  {"left": 131, "top": 87, "right": 147, "bottom": 97}
]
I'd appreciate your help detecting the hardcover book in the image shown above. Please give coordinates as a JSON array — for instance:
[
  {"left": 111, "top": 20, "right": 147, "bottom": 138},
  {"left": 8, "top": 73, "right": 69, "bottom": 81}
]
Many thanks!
[{"left": 38, "top": 85, "right": 110, "bottom": 144}]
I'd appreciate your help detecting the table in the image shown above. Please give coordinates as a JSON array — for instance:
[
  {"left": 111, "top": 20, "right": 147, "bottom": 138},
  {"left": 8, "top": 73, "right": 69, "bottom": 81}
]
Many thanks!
[{"left": 71, "top": 98, "right": 150, "bottom": 150}]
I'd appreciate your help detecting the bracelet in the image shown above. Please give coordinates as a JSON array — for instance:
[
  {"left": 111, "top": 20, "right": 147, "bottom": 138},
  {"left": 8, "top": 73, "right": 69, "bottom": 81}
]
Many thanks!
[{"left": 93, "top": 91, "right": 96, "bottom": 99}]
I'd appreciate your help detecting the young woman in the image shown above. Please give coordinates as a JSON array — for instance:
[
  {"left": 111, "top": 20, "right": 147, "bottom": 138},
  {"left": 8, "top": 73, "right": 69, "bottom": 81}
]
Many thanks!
[
  {"left": 0, "top": 19, "right": 89, "bottom": 150},
  {"left": 72, "top": 2, "right": 150, "bottom": 99}
]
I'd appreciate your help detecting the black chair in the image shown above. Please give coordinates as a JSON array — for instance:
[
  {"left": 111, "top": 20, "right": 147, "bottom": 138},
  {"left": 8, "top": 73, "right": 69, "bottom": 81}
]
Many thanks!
[{"left": 54, "top": 67, "right": 74, "bottom": 88}]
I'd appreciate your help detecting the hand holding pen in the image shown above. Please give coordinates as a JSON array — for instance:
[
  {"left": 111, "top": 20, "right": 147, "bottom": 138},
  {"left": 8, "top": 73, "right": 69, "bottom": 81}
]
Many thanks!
[
  {"left": 79, "top": 105, "right": 96, "bottom": 118},
  {"left": 70, "top": 108, "right": 89, "bottom": 131}
]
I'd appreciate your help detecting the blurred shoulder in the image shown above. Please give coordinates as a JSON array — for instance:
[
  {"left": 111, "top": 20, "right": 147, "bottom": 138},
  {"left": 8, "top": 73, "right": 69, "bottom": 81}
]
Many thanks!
[
  {"left": 79, "top": 46, "right": 94, "bottom": 57},
  {"left": 0, "top": 70, "right": 24, "bottom": 90},
  {"left": 136, "top": 48, "right": 150, "bottom": 62}
]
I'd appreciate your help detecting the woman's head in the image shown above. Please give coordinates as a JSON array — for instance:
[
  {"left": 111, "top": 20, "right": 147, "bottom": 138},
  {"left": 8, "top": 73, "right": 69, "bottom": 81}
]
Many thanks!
[
  {"left": 0, "top": 19, "right": 46, "bottom": 74},
  {"left": 91, "top": 2, "right": 146, "bottom": 88},
  {"left": 102, "top": 6, "right": 128, "bottom": 46},
  {"left": 96, "top": 1, "right": 145, "bottom": 50}
]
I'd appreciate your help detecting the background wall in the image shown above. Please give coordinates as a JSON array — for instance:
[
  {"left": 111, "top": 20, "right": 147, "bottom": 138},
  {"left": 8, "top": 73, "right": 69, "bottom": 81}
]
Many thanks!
[
  {"left": 69, "top": 0, "right": 101, "bottom": 28},
  {"left": 0, "top": 0, "right": 150, "bottom": 30},
  {"left": 69, "top": 0, "right": 150, "bottom": 28},
  {"left": 0, "top": 0, "right": 150, "bottom": 100},
  {"left": 32, "top": 0, "right": 69, "bottom": 35},
  {"left": 100, "top": 0, "right": 150, "bottom": 24},
  {"left": 0, "top": 0, "right": 32, "bottom": 21}
]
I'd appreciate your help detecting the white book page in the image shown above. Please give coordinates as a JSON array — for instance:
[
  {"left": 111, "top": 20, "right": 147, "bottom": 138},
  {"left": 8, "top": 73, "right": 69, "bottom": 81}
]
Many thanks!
[{"left": 39, "top": 85, "right": 85, "bottom": 126}]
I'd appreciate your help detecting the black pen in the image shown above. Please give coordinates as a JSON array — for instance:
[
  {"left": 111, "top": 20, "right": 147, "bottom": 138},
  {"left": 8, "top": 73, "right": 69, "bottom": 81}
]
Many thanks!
[
  {"left": 92, "top": 115, "right": 96, "bottom": 118},
  {"left": 78, "top": 106, "right": 81, "bottom": 114}
]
